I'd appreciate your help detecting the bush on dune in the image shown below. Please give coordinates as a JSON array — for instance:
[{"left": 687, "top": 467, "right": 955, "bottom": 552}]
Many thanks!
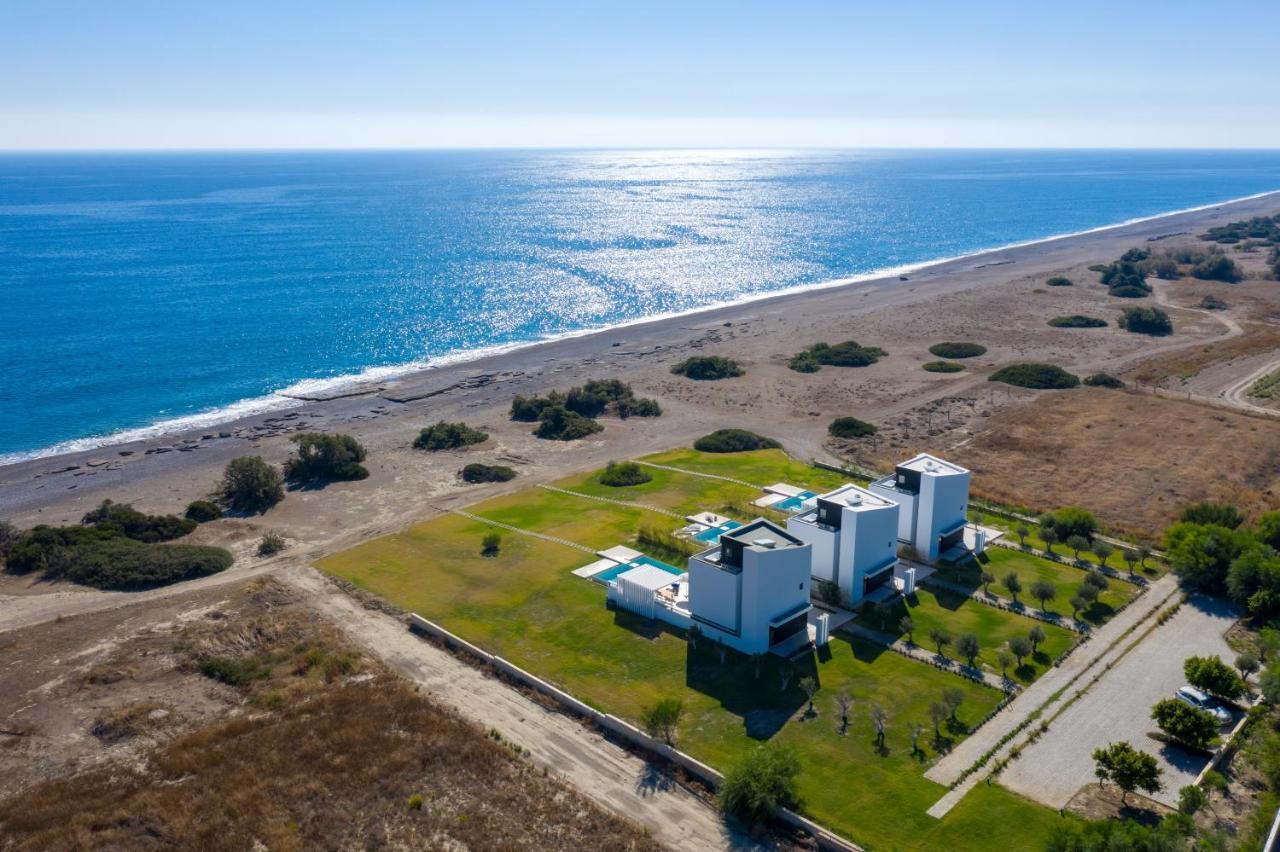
[
  {"left": 1046, "top": 276, "right": 1073, "bottom": 287},
  {"left": 1048, "top": 315, "right": 1107, "bottom": 328},
  {"left": 694, "top": 429, "right": 781, "bottom": 453},
  {"left": 670, "top": 356, "right": 744, "bottom": 381},
  {"left": 923, "top": 361, "right": 964, "bottom": 373},
  {"left": 534, "top": 405, "right": 604, "bottom": 441},
  {"left": 1118, "top": 306, "right": 1173, "bottom": 336},
  {"left": 218, "top": 456, "right": 285, "bottom": 514},
  {"left": 988, "top": 363, "right": 1080, "bottom": 390},
  {"left": 413, "top": 421, "right": 489, "bottom": 451},
  {"left": 828, "top": 417, "right": 877, "bottom": 439},
  {"left": 927, "top": 342, "right": 986, "bottom": 359},
  {"left": 599, "top": 461, "right": 652, "bottom": 487},
  {"left": 789, "top": 340, "right": 886, "bottom": 372},
  {"left": 283, "top": 432, "right": 369, "bottom": 483},
  {"left": 1083, "top": 372, "right": 1124, "bottom": 389},
  {"left": 460, "top": 463, "right": 517, "bottom": 483},
  {"left": 82, "top": 499, "right": 196, "bottom": 543},
  {"left": 184, "top": 500, "right": 222, "bottom": 523},
  {"left": 1191, "top": 253, "right": 1243, "bottom": 282}
]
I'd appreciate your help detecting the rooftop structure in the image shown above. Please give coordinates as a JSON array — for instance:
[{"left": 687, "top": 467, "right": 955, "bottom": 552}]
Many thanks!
[
  {"left": 787, "top": 483, "right": 899, "bottom": 605},
  {"left": 868, "top": 452, "right": 970, "bottom": 562}
]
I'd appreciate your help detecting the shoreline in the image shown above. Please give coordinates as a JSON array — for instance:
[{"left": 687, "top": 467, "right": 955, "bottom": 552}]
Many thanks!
[{"left": 6, "top": 186, "right": 1278, "bottom": 468}]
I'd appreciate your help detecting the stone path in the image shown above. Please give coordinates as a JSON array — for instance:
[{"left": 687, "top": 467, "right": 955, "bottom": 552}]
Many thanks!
[{"left": 924, "top": 574, "right": 1180, "bottom": 818}]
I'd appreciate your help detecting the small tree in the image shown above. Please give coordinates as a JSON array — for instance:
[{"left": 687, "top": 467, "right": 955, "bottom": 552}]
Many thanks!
[
  {"left": 1085, "top": 570, "right": 1109, "bottom": 592},
  {"left": 929, "top": 627, "right": 952, "bottom": 657},
  {"left": 1028, "top": 625, "right": 1047, "bottom": 655},
  {"left": 218, "top": 456, "right": 284, "bottom": 514},
  {"left": 870, "top": 704, "right": 889, "bottom": 748},
  {"left": 1151, "top": 698, "right": 1218, "bottom": 750},
  {"left": 834, "top": 690, "right": 853, "bottom": 734},
  {"left": 816, "top": 578, "right": 842, "bottom": 608},
  {"left": 1121, "top": 548, "right": 1139, "bottom": 575},
  {"left": 1178, "top": 784, "right": 1207, "bottom": 816},
  {"left": 910, "top": 723, "right": 925, "bottom": 755},
  {"left": 284, "top": 432, "right": 369, "bottom": 483},
  {"left": 996, "top": 649, "right": 1015, "bottom": 679},
  {"left": 1092, "top": 741, "right": 1162, "bottom": 804},
  {"left": 1184, "top": 655, "right": 1246, "bottom": 701},
  {"left": 980, "top": 571, "right": 995, "bottom": 595},
  {"left": 956, "top": 634, "right": 981, "bottom": 668},
  {"left": 1015, "top": 524, "right": 1030, "bottom": 547},
  {"left": 1092, "top": 540, "right": 1114, "bottom": 567},
  {"left": 1030, "top": 579, "right": 1057, "bottom": 612},
  {"left": 799, "top": 676, "right": 818, "bottom": 715},
  {"left": 641, "top": 698, "right": 684, "bottom": 745},
  {"left": 1003, "top": 572, "right": 1023, "bottom": 604},
  {"left": 718, "top": 743, "right": 802, "bottom": 825},
  {"left": 1236, "top": 652, "right": 1260, "bottom": 682},
  {"left": 942, "top": 687, "right": 965, "bottom": 722},
  {"left": 929, "top": 701, "right": 949, "bottom": 736},
  {"left": 1137, "top": 545, "right": 1151, "bottom": 569},
  {"left": 481, "top": 532, "right": 501, "bottom": 557},
  {"left": 1041, "top": 527, "right": 1059, "bottom": 555},
  {"left": 257, "top": 531, "right": 286, "bottom": 557},
  {"left": 1009, "top": 636, "right": 1032, "bottom": 669},
  {"left": 898, "top": 615, "right": 916, "bottom": 644},
  {"left": 1202, "top": 770, "right": 1228, "bottom": 804},
  {"left": 1069, "top": 594, "right": 1088, "bottom": 621},
  {"left": 1066, "top": 534, "right": 1090, "bottom": 562},
  {"left": 1076, "top": 583, "right": 1100, "bottom": 608}
]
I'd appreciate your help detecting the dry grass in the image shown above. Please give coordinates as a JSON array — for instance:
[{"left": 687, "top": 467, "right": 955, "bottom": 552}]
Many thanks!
[
  {"left": 0, "top": 580, "right": 661, "bottom": 852},
  {"left": 888, "top": 388, "right": 1280, "bottom": 541},
  {"left": 1129, "top": 325, "right": 1280, "bottom": 385}
]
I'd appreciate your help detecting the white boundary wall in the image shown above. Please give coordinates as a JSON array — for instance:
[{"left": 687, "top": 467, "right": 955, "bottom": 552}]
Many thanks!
[{"left": 407, "top": 613, "right": 862, "bottom": 852}]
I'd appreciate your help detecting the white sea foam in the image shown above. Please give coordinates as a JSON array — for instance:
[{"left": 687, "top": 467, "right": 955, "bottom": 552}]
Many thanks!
[{"left": 5, "top": 187, "right": 1276, "bottom": 468}]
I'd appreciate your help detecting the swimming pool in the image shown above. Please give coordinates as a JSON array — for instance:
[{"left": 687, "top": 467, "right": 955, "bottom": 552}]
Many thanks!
[
  {"left": 773, "top": 492, "right": 817, "bottom": 513},
  {"left": 692, "top": 520, "right": 743, "bottom": 543},
  {"left": 593, "top": 555, "right": 686, "bottom": 584}
]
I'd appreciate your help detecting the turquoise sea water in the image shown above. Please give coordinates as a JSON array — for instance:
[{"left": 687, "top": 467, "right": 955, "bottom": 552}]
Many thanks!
[{"left": 2, "top": 148, "right": 1279, "bottom": 462}]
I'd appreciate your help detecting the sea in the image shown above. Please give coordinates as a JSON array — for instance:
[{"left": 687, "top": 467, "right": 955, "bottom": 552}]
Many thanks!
[{"left": 2, "top": 148, "right": 1280, "bottom": 463}]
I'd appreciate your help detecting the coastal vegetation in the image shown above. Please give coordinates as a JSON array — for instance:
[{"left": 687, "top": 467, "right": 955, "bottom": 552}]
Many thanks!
[
  {"left": 1190, "top": 252, "right": 1243, "bottom": 282},
  {"left": 599, "top": 461, "right": 652, "bottom": 487},
  {"left": 788, "top": 340, "right": 886, "bottom": 373},
  {"left": 1099, "top": 250, "right": 1152, "bottom": 298},
  {"left": 512, "top": 379, "right": 660, "bottom": 440},
  {"left": 693, "top": 429, "right": 781, "bottom": 453},
  {"left": 923, "top": 360, "right": 964, "bottom": 373},
  {"left": 828, "top": 417, "right": 877, "bottom": 439},
  {"left": 284, "top": 432, "right": 370, "bottom": 483},
  {"left": 1117, "top": 306, "right": 1173, "bottom": 336},
  {"left": 1249, "top": 368, "right": 1280, "bottom": 400},
  {"left": 2, "top": 502, "right": 232, "bottom": 590},
  {"left": 988, "top": 363, "right": 1080, "bottom": 390},
  {"left": 1048, "top": 315, "right": 1107, "bottom": 328},
  {"left": 1082, "top": 372, "right": 1124, "bottom": 389},
  {"left": 218, "top": 456, "right": 285, "bottom": 514},
  {"left": 1199, "top": 294, "right": 1228, "bottom": 310},
  {"left": 1200, "top": 213, "right": 1280, "bottom": 246},
  {"left": 257, "top": 531, "right": 287, "bottom": 557},
  {"left": 534, "top": 406, "right": 604, "bottom": 441},
  {"left": 184, "top": 499, "right": 222, "bottom": 523},
  {"left": 413, "top": 421, "right": 489, "bottom": 451},
  {"left": 670, "top": 355, "right": 744, "bottom": 381},
  {"left": 1045, "top": 276, "right": 1073, "bottom": 287},
  {"left": 460, "top": 463, "right": 517, "bottom": 483},
  {"left": 928, "top": 341, "right": 987, "bottom": 359}
]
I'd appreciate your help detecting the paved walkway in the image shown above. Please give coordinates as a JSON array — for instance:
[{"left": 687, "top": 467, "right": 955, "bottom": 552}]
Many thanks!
[
  {"left": 839, "top": 621, "right": 1013, "bottom": 693},
  {"left": 922, "top": 575, "right": 1085, "bottom": 633},
  {"left": 924, "top": 573, "right": 1181, "bottom": 817}
]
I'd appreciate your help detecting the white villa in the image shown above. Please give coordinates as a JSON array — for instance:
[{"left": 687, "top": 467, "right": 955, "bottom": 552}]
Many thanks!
[
  {"left": 687, "top": 519, "right": 813, "bottom": 656},
  {"left": 786, "top": 483, "right": 900, "bottom": 605},
  {"left": 868, "top": 452, "right": 971, "bottom": 562}
]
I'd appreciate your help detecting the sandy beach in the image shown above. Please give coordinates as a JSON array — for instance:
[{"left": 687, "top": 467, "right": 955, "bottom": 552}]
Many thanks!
[{"left": 2, "top": 191, "right": 1279, "bottom": 613}]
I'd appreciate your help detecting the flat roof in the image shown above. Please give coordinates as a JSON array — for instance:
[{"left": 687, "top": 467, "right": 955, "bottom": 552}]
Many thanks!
[
  {"left": 723, "top": 518, "right": 805, "bottom": 550},
  {"left": 898, "top": 452, "right": 969, "bottom": 476},
  {"left": 819, "top": 483, "right": 897, "bottom": 510},
  {"left": 617, "top": 564, "right": 681, "bottom": 591}
]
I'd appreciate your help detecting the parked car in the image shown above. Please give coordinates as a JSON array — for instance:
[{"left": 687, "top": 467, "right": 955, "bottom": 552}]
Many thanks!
[{"left": 1176, "top": 685, "right": 1232, "bottom": 725}]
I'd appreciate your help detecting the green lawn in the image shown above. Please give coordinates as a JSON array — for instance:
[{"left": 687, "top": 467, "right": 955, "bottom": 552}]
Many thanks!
[
  {"left": 975, "top": 512, "right": 1165, "bottom": 578},
  {"left": 638, "top": 447, "right": 854, "bottom": 492},
  {"left": 860, "top": 586, "right": 1075, "bottom": 684},
  {"left": 935, "top": 547, "right": 1138, "bottom": 626},
  {"left": 317, "top": 450, "right": 1069, "bottom": 850}
]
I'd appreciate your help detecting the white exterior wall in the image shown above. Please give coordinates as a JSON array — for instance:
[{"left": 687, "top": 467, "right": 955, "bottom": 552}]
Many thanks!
[
  {"left": 737, "top": 543, "right": 811, "bottom": 655},
  {"left": 846, "top": 504, "right": 900, "bottom": 602},
  {"left": 687, "top": 556, "right": 741, "bottom": 637},
  {"left": 870, "top": 479, "right": 917, "bottom": 543},
  {"left": 785, "top": 517, "right": 837, "bottom": 582},
  {"left": 918, "top": 469, "right": 969, "bottom": 561}
]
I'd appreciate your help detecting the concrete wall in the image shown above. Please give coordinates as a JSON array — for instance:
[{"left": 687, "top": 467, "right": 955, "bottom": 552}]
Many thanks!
[
  {"left": 918, "top": 470, "right": 969, "bottom": 561},
  {"left": 788, "top": 518, "right": 838, "bottom": 583},
  {"left": 407, "top": 613, "right": 862, "bottom": 852},
  {"left": 846, "top": 504, "right": 899, "bottom": 603},
  {"left": 688, "top": 555, "right": 741, "bottom": 636},
  {"left": 739, "top": 542, "right": 811, "bottom": 654}
]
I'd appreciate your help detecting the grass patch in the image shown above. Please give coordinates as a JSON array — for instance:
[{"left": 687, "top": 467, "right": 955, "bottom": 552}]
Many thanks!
[
  {"left": 1249, "top": 368, "right": 1280, "bottom": 401},
  {"left": 988, "top": 363, "right": 1079, "bottom": 390},
  {"left": 923, "top": 361, "right": 965, "bottom": 373},
  {"left": 1048, "top": 315, "right": 1107, "bottom": 329}
]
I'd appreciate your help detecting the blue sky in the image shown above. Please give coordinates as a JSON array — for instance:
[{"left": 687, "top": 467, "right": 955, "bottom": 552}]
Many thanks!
[{"left": 2, "top": 0, "right": 1278, "bottom": 149}]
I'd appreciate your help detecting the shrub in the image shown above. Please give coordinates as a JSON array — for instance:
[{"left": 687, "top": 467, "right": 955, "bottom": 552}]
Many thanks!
[
  {"left": 515, "top": 381, "right": 658, "bottom": 424},
  {"left": 923, "top": 361, "right": 964, "bottom": 373},
  {"left": 928, "top": 342, "right": 987, "bottom": 359},
  {"left": 693, "top": 429, "right": 780, "bottom": 453},
  {"left": 615, "top": 395, "right": 662, "bottom": 418},
  {"left": 1191, "top": 253, "right": 1243, "bottom": 282},
  {"left": 1199, "top": 294, "right": 1228, "bottom": 310},
  {"left": 1200, "top": 214, "right": 1280, "bottom": 245},
  {"left": 599, "top": 461, "right": 652, "bottom": 487},
  {"left": 988, "top": 363, "right": 1080, "bottom": 390},
  {"left": 1151, "top": 698, "right": 1218, "bottom": 750},
  {"left": 670, "top": 356, "right": 743, "bottom": 381},
  {"left": 718, "top": 743, "right": 802, "bottom": 825},
  {"left": 82, "top": 500, "right": 196, "bottom": 543},
  {"left": 1184, "top": 655, "right": 1245, "bottom": 701},
  {"left": 284, "top": 432, "right": 369, "bottom": 483},
  {"left": 1180, "top": 501, "right": 1244, "bottom": 530},
  {"left": 481, "top": 532, "right": 501, "bottom": 557},
  {"left": 257, "top": 531, "right": 286, "bottom": 557},
  {"left": 413, "top": 421, "right": 488, "bottom": 451},
  {"left": 200, "top": 656, "right": 270, "bottom": 688},
  {"left": 534, "top": 406, "right": 604, "bottom": 441},
  {"left": 1083, "top": 372, "right": 1124, "bottom": 389},
  {"left": 184, "top": 500, "right": 222, "bottom": 523},
  {"left": 460, "top": 463, "right": 517, "bottom": 484},
  {"left": 510, "top": 392, "right": 562, "bottom": 422},
  {"left": 1041, "top": 507, "right": 1098, "bottom": 542},
  {"left": 407, "top": 794, "right": 424, "bottom": 812},
  {"left": 1046, "top": 277, "right": 1073, "bottom": 287},
  {"left": 640, "top": 697, "right": 684, "bottom": 745},
  {"left": 789, "top": 340, "right": 886, "bottom": 372},
  {"left": 1100, "top": 258, "right": 1150, "bottom": 295},
  {"left": 1108, "top": 284, "right": 1151, "bottom": 299},
  {"left": 1165, "top": 522, "right": 1251, "bottom": 592},
  {"left": 828, "top": 417, "right": 877, "bottom": 439},
  {"left": 7, "top": 528, "right": 233, "bottom": 590},
  {"left": 1118, "top": 306, "right": 1173, "bottom": 336},
  {"left": 1048, "top": 315, "right": 1107, "bottom": 328},
  {"left": 218, "top": 456, "right": 285, "bottom": 514}
]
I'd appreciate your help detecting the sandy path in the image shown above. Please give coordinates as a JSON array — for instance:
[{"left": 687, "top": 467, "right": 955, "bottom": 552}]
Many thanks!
[{"left": 280, "top": 564, "right": 767, "bottom": 852}]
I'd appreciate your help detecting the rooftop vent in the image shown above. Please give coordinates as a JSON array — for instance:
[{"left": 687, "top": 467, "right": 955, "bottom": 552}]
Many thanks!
[
  {"left": 752, "top": 537, "right": 777, "bottom": 549},
  {"left": 924, "top": 461, "right": 938, "bottom": 472},
  {"left": 847, "top": 493, "right": 863, "bottom": 506}
]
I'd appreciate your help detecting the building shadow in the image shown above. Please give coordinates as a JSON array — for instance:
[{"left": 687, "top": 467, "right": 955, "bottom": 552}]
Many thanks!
[
  {"left": 684, "top": 640, "right": 814, "bottom": 741},
  {"left": 609, "top": 605, "right": 686, "bottom": 641}
]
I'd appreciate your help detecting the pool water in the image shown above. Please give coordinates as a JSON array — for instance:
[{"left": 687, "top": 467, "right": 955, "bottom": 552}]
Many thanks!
[
  {"left": 773, "top": 492, "right": 817, "bottom": 513},
  {"left": 693, "top": 521, "right": 744, "bottom": 543},
  {"left": 594, "top": 555, "right": 686, "bottom": 584}
]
